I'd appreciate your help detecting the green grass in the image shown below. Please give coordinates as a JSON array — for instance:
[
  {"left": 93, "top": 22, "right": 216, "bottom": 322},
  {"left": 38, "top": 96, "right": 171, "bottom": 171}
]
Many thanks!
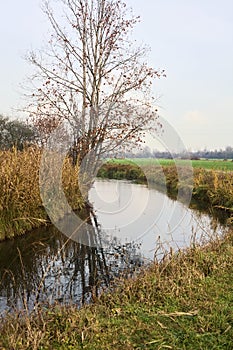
[
  {"left": 107, "top": 158, "right": 233, "bottom": 171},
  {"left": 1, "top": 229, "right": 233, "bottom": 349}
]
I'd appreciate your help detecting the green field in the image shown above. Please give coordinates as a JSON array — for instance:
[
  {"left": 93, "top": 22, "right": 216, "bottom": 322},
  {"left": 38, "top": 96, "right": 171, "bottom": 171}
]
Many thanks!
[{"left": 107, "top": 158, "right": 233, "bottom": 171}]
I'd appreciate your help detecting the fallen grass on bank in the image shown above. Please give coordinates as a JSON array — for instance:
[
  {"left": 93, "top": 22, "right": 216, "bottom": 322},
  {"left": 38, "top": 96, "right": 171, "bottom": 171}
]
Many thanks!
[
  {"left": 1, "top": 228, "right": 233, "bottom": 349},
  {"left": 0, "top": 148, "right": 83, "bottom": 241}
]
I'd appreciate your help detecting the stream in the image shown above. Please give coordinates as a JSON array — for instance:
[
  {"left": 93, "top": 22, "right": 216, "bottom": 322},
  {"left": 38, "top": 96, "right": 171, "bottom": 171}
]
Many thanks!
[{"left": 0, "top": 179, "right": 227, "bottom": 315}]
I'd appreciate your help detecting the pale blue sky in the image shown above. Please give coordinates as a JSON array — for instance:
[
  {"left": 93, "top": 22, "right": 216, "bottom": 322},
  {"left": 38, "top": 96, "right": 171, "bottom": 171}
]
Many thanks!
[{"left": 0, "top": 0, "right": 232, "bottom": 150}]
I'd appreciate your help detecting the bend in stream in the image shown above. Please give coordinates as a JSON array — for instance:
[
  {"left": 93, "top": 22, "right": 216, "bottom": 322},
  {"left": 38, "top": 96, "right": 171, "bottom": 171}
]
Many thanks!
[{"left": 0, "top": 179, "right": 227, "bottom": 315}]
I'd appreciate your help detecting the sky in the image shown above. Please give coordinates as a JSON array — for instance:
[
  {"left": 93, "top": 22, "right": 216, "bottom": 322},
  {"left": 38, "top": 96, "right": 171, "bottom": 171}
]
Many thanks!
[{"left": 0, "top": 0, "right": 232, "bottom": 151}]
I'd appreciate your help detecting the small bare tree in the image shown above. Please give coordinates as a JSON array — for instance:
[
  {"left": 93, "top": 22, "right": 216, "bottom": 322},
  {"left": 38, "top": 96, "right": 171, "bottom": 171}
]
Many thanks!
[{"left": 27, "top": 0, "right": 164, "bottom": 161}]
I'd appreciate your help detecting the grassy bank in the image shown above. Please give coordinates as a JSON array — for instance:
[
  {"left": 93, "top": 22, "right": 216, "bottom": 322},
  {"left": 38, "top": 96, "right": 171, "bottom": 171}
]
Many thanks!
[
  {"left": 1, "top": 228, "right": 233, "bottom": 349},
  {"left": 108, "top": 158, "right": 233, "bottom": 171},
  {"left": 0, "top": 148, "right": 83, "bottom": 241},
  {"left": 98, "top": 161, "right": 233, "bottom": 221}
]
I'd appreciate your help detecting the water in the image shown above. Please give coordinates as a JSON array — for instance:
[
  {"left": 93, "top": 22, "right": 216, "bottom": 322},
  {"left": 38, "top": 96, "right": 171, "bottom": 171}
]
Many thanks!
[
  {"left": 0, "top": 179, "right": 226, "bottom": 315},
  {"left": 89, "top": 179, "right": 225, "bottom": 260}
]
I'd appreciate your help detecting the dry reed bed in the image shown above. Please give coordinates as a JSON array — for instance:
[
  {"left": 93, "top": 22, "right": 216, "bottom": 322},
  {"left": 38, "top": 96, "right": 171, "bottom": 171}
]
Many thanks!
[
  {"left": 193, "top": 168, "right": 233, "bottom": 212},
  {"left": 0, "top": 148, "right": 82, "bottom": 241}
]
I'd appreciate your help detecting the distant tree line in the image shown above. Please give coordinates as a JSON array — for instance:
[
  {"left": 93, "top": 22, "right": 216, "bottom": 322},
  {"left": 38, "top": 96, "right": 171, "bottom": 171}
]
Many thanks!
[
  {"left": 0, "top": 115, "right": 37, "bottom": 150},
  {"left": 189, "top": 147, "right": 233, "bottom": 160},
  {"left": 1, "top": 114, "right": 232, "bottom": 161},
  {"left": 122, "top": 145, "right": 233, "bottom": 160}
]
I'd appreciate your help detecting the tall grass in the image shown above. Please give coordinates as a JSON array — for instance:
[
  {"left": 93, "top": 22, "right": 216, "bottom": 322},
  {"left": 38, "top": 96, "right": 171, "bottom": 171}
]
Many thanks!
[
  {"left": 0, "top": 147, "right": 83, "bottom": 241},
  {"left": 193, "top": 168, "right": 233, "bottom": 215}
]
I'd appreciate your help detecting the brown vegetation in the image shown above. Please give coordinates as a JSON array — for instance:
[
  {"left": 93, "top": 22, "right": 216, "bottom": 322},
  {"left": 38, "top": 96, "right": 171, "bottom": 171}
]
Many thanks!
[{"left": 0, "top": 148, "right": 83, "bottom": 241}]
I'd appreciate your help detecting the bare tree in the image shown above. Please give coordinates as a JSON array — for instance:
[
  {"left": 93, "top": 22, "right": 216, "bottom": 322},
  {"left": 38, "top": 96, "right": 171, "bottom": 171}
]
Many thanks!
[{"left": 27, "top": 0, "right": 164, "bottom": 163}]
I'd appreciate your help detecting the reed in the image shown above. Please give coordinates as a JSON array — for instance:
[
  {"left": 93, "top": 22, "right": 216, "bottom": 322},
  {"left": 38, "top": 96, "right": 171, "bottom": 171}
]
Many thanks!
[
  {"left": 0, "top": 147, "right": 83, "bottom": 241},
  {"left": 193, "top": 168, "right": 233, "bottom": 213}
]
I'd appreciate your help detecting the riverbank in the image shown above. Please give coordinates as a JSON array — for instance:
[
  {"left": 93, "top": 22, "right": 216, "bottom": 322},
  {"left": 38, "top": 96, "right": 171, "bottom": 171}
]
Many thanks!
[
  {"left": 0, "top": 148, "right": 83, "bottom": 241},
  {"left": 1, "top": 227, "right": 233, "bottom": 349},
  {"left": 105, "top": 158, "right": 233, "bottom": 171},
  {"left": 1, "top": 154, "right": 233, "bottom": 348},
  {"left": 1, "top": 152, "right": 232, "bottom": 241}
]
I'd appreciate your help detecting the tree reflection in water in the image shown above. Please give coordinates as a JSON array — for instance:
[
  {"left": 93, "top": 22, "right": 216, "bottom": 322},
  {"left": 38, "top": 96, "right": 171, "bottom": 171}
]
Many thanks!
[{"left": 0, "top": 211, "right": 143, "bottom": 314}]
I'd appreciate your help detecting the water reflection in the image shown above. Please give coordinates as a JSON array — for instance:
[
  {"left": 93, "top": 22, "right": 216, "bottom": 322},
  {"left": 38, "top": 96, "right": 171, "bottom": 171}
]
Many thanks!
[
  {"left": 89, "top": 179, "right": 226, "bottom": 260},
  {"left": 0, "top": 219, "right": 143, "bottom": 315}
]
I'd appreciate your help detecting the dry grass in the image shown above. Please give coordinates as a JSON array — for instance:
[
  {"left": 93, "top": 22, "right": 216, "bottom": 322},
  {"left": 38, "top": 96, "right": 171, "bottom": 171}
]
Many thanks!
[
  {"left": 193, "top": 168, "right": 233, "bottom": 214},
  {"left": 0, "top": 147, "right": 83, "bottom": 241}
]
